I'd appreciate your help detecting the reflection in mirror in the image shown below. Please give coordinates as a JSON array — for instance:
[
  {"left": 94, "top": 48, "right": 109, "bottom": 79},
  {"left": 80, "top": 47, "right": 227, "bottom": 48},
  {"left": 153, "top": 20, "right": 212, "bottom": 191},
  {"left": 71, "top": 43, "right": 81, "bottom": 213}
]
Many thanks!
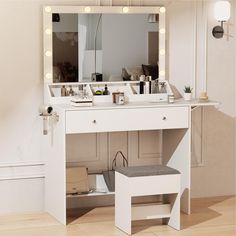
[
  {"left": 52, "top": 13, "right": 159, "bottom": 83},
  {"left": 53, "top": 14, "right": 78, "bottom": 82}
]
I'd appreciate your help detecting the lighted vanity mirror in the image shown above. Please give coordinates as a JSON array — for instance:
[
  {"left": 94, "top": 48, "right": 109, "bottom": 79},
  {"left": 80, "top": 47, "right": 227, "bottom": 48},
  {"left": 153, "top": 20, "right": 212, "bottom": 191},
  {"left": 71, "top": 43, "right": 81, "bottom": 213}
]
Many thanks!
[{"left": 44, "top": 6, "right": 165, "bottom": 83}]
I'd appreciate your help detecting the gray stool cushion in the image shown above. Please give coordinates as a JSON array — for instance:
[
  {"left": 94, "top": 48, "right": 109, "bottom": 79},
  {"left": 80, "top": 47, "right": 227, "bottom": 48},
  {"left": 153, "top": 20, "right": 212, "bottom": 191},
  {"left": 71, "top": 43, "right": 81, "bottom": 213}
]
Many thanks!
[{"left": 115, "top": 165, "right": 180, "bottom": 177}]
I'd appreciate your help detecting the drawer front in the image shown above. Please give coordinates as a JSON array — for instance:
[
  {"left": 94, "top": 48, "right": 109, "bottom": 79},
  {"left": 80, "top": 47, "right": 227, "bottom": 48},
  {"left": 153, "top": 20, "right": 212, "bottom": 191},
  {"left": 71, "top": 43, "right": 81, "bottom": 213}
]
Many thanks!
[{"left": 66, "top": 107, "right": 189, "bottom": 134}]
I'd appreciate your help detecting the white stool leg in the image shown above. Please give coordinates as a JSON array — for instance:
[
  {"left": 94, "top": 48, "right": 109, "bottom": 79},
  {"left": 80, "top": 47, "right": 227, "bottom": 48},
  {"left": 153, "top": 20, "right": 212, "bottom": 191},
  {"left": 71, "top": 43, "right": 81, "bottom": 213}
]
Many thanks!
[
  {"left": 168, "top": 193, "right": 180, "bottom": 230},
  {"left": 115, "top": 172, "right": 132, "bottom": 235}
]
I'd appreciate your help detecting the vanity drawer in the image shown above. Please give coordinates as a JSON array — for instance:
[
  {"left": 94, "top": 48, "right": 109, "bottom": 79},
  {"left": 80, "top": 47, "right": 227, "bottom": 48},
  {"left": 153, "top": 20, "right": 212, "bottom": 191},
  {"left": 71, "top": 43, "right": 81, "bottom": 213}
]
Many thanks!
[{"left": 65, "top": 107, "right": 189, "bottom": 134}]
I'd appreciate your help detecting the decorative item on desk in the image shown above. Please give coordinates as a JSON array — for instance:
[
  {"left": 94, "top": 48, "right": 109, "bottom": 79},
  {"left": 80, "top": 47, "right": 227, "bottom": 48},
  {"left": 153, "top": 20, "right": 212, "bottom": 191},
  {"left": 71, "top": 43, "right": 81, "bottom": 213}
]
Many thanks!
[
  {"left": 115, "top": 92, "right": 125, "bottom": 105},
  {"left": 146, "top": 76, "right": 152, "bottom": 94},
  {"left": 152, "top": 79, "right": 159, "bottom": 93},
  {"left": 199, "top": 91, "right": 209, "bottom": 102},
  {"left": 61, "top": 85, "right": 67, "bottom": 97},
  {"left": 95, "top": 89, "right": 102, "bottom": 95},
  {"left": 70, "top": 91, "right": 93, "bottom": 107},
  {"left": 168, "top": 94, "right": 175, "bottom": 103},
  {"left": 159, "top": 82, "right": 167, "bottom": 93},
  {"left": 103, "top": 84, "right": 110, "bottom": 95},
  {"left": 112, "top": 91, "right": 120, "bottom": 103},
  {"left": 68, "top": 85, "right": 74, "bottom": 96},
  {"left": 183, "top": 86, "right": 193, "bottom": 101},
  {"left": 139, "top": 75, "right": 145, "bottom": 94}
]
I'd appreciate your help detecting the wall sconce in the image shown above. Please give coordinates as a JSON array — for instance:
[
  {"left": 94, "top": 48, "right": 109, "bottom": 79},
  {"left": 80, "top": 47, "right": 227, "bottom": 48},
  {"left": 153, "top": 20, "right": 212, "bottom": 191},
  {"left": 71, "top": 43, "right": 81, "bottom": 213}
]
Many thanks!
[{"left": 212, "top": 1, "right": 231, "bottom": 38}]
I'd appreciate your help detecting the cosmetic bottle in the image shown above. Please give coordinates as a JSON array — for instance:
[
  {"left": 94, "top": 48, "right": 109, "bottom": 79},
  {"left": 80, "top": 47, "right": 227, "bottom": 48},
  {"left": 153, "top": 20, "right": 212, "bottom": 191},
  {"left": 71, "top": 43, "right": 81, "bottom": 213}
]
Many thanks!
[
  {"left": 147, "top": 76, "right": 152, "bottom": 94},
  {"left": 68, "top": 86, "right": 74, "bottom": 96},
  {"left": 61, "top": 85, "right": 67, "bottom": 97},
  {"left": 139, "top": 75, "right": 145, "bottom": 94},
  {"left": 152, "top": 79, "right": 159, "bottom": 94},
  {"left": 103, "top": 84, "right": 110, "bottom": 95},
  {"left": 144, "top": 81, "right": 149, "bottom": 94},
  {"left": 160, "top": 82, "right": 166, "bottom": 93}
]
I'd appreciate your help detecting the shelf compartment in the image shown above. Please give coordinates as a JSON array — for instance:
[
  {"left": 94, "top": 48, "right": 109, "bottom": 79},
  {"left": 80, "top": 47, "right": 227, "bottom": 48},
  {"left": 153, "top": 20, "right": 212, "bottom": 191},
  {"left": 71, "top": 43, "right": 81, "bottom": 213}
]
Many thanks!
[
  {"left": 132, "top": 203, "right": 171, "bottom": 221},
  {"left": 66, "top": 174, "right": 114, "bottom": 198}
]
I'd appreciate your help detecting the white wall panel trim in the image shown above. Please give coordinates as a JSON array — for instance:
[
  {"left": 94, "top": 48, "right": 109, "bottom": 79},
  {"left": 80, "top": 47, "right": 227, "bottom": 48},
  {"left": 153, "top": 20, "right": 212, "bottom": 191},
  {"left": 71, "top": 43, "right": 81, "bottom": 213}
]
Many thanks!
[
  {"left": 0, "top": 161, "right": 44, "bottom": 168},
  {"left": 0, "top": 161, "right": 45, "bottom": 181}
]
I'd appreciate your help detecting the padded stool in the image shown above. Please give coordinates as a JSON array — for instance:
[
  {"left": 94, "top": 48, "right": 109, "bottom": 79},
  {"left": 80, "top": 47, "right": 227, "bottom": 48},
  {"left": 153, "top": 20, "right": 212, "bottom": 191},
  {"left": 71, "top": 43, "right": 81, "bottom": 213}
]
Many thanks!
[{"left": 115, "top": 165, "right": 181, "bottom": 235}]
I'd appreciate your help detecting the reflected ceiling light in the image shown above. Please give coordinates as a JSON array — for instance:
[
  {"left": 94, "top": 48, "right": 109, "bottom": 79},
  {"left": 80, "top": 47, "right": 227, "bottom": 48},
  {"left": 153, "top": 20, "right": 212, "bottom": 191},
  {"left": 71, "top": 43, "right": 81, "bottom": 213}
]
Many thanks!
[
  {"left": 122, "top": 7, "right": 129, "bottom": 13},
  {"left": 160, "top": 49, "right": 165, "bottom": 55},
  {"left": 148, "top": 14, "right": 158, "bottom": 23},
  {"left": 160, "top": 7, "right": 166, "bottom": 13},
  {"left": 45, "top": 6, "right": 52, "bottom": 13},
  {"left": 45, "top": 28, "right": 52, "bottom": 35},
  {"left": 212, "top": 1, "right": 231, "bottom": 38},
  {"left": 45, "top": 73, "right": 52, "bottom": 79},
  {"left": 84, "top": 6, "right": 91, "bottom": 13},
  {"left": 159, "top": 28, "right": 166, "bottom": 34},
  {"left": 45, "top": 51, "right": 52, "bottom": 57}
]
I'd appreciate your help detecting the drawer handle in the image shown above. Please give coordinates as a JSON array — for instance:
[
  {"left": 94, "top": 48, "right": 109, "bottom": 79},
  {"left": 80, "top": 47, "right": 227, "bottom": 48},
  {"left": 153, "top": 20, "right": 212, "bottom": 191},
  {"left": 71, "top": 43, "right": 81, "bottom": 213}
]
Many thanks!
[
  {"left": 92, "top": 120, "right": 97, "bottom": 124},
  {"left": 162, "top": 116, "right": 167, "bottom": 121}
]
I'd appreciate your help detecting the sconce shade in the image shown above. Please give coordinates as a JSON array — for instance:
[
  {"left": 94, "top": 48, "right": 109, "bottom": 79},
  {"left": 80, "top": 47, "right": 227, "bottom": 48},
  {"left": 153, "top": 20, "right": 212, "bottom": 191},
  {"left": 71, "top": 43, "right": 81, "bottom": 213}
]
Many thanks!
[{"left": 214, "top": 1, "right": 231, "bottom": 21}]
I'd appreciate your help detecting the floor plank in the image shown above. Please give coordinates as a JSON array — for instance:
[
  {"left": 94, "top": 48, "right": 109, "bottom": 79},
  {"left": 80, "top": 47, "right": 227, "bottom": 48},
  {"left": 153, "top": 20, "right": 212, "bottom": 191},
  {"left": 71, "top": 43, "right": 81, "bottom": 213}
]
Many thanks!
[{"left": 0, "top": 196, "right": 235, "bottom": 236}]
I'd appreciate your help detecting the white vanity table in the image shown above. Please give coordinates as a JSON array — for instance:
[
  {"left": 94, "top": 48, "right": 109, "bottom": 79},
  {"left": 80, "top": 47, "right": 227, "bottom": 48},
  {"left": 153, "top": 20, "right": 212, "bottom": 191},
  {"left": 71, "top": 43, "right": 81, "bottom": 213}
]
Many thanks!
[
  {"left": 43, "top": 88, "right": 217, "bottom": 224},
  {"left": 42, "top": 5, "right": 218, "bottom": 225}
]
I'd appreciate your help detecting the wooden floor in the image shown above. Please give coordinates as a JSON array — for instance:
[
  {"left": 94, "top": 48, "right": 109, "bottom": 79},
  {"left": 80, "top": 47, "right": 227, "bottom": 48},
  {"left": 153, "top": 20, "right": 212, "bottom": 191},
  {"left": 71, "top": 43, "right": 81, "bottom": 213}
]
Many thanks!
[{"left": 0, "top": 196, "right": 235, "bottom": 236}]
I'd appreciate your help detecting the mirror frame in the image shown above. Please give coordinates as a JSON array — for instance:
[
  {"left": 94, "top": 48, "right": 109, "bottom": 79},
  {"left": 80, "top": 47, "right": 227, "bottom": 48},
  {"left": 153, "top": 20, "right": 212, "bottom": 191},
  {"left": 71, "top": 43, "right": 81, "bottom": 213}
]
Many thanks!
[{"left": 43, "top": 6, "right": 166, "bottom": 83}]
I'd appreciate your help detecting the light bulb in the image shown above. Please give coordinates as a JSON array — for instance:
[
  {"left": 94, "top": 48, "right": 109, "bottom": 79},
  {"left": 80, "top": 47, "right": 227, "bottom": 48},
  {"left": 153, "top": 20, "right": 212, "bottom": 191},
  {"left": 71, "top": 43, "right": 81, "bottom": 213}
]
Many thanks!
[
  {"left": 159, "top": 70, "right": 165, "bottom": 76},
  {"left": 160, "top": 28, "right": 166, "bottom": 34},
  {"left": 45, "top": 73, "right": 52, "bottom": 79},
  {"left": 45, "top": 28, "right": 52, "bottom": 35},
  {"left": 160, "top": 7, "right": 166, "bottom": 13},
  {"left": 45, "top": 6, "right": 51, "bottom": 13},
  {"left": 160, "top": 49, "right": 165, "bottom": 55},
  {"left": 84, "top": 6, "right": 91, "bottom": 13},
  {"left": 214, "top": 1, "right": 231, "bottom": 21},
  {"left": 123, "top": 7, "right": 129, "bottom": 13},
  {"left": 45, "top": 51, "right": 52, "bottom": 57}
]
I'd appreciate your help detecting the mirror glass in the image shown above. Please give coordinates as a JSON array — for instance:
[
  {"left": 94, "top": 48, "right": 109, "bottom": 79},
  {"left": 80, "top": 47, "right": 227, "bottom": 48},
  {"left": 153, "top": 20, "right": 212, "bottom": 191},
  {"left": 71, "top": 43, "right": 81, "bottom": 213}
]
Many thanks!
[{"left": 52, "top": 13, "right": 159, "bottom": 83}]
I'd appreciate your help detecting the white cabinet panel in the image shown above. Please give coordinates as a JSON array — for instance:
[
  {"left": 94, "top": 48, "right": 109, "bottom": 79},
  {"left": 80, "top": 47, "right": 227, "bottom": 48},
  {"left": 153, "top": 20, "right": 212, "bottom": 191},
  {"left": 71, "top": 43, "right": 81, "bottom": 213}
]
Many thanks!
[
  {"left": 66, "top": 133, "right": 108, "bottom": 173},
  {"left": 128, "top": 131, "right": 162, "bottom": 166},
  {"left": 66, "top": 107, "right": 189, "bottom": 134}
]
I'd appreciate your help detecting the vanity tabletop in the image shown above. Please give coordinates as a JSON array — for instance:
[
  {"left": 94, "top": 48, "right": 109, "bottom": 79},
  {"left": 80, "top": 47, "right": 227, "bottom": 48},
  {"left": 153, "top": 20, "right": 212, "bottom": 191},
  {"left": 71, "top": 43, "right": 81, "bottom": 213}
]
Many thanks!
[{"left": 55, "top": 99, "right": 219, "bottom": 111}]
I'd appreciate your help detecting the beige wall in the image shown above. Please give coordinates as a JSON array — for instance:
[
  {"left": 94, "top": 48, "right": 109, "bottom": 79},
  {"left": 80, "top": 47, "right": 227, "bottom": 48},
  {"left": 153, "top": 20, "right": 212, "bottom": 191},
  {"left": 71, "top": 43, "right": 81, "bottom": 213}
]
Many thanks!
[
  {"left": 168, "top": 0, "right": 236, "bottom": 198},
  {"left": 0, "top": 0, "right": 235, "bottom": 213},
  {"left": 191, "top": 0, "right": 236, "bottom": 198}
]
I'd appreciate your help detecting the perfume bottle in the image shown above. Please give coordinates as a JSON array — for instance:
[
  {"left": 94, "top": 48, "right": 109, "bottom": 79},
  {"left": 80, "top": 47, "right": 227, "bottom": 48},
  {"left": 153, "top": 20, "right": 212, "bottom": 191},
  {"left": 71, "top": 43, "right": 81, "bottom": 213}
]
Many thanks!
[
  {"left": 61, "top": 85, "right": 67, "bottom": 96},
  {"left": 160, "top": 82, "right": 166, "bottom": 93},
  {"left": 152, "top": 79, "right": 159, "bottom": 94},
  {"left": 139, "top": 75, "right": 145, "bottom": 94},
  {"left": 103, "top": 84, "right": 110, "bottom": 95},
  {"left": 68, "top": 86, "right": 74, "bottom": 96}
]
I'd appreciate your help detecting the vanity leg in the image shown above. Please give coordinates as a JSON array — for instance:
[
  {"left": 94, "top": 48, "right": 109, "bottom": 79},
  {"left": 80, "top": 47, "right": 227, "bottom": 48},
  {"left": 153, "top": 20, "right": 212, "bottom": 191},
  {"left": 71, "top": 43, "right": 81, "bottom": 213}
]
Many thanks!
[
  {"left": 162, "top": 128, "right": 191, "bottom": 215},
  {"left": 44, "top": 107, "right": 67, "bottom": 224},
  {"left": 115, "top": 172, "right": 132, "bottom": 235}
]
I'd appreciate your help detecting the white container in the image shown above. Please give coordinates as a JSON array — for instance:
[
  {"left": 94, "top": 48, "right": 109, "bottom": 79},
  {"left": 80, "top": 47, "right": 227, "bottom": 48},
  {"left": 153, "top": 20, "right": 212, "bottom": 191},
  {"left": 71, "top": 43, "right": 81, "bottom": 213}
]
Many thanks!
[
  {"left": 184, "top": 92, "right": 192, "bottom": 101},
  {"left": 168, "top": 94, "right": 175, "bottom": 103}
]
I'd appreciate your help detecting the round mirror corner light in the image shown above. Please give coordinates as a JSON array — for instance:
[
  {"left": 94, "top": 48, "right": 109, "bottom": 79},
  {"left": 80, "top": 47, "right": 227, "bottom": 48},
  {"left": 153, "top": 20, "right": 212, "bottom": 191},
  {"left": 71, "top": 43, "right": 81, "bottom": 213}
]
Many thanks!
[
  {"left": 160, "top": 7, "right": 166, "bottom": 13},
  {"left": 45, "top": 73, "right": 52, "bottom": 79},
  {"left": 45, "top": 6, "right": 52, "bottom": 13},
  {"left": 84, "top": 6, "right": 91, "bottom": 13},
  {"left": 160, "top": 49, "right": 165, "bottom": 55},
  {"left": 122, "top": 7, "right": 129, "bottom": 13},
  {"left": 45, "top": 51, "right": 52, "bottom": 57}
]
